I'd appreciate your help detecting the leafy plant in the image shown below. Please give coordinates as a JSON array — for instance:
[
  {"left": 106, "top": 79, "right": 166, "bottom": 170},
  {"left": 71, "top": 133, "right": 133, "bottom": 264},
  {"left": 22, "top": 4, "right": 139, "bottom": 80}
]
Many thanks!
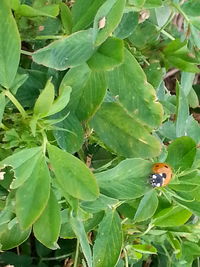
[{"left": 0, "top": 0, "right": 200, "bottom": 266}]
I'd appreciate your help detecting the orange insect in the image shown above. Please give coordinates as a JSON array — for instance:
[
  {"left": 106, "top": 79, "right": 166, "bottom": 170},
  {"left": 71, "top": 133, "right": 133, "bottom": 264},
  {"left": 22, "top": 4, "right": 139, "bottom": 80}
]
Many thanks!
[{"left": 149, "top": 163, "right": 172, "bottom": 187}]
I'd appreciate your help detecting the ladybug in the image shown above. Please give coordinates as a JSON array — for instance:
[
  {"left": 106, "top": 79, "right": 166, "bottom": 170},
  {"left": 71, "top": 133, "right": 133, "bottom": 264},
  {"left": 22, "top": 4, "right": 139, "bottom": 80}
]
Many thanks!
[{"left": 149, "top": 163, "right": 172, "bottom": 188}]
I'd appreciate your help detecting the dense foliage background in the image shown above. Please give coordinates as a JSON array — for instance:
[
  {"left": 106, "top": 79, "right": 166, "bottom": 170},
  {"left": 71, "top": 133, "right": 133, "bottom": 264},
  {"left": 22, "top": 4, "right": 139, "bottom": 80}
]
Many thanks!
[{"left": 0, "top": 0, "right": 200, "bottom": 266}]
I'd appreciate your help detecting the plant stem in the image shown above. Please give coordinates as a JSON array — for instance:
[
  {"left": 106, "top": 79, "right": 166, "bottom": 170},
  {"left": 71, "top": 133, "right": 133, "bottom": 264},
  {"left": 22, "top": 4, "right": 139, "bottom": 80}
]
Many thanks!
[
  {"left": 124, "top": 248, "right": 129, "bottom": 267},
  {"left": 41, "top": 253, "right": 72, "bottom": 261},
  {"left": 21, "top": 49, "right": 33, "bottom": 56},
  {"left": 74, "top": 240, "right": 80, "bottom": 267},
  {"left": 4, "top": 90, "right": 27, "bottom": 119}
]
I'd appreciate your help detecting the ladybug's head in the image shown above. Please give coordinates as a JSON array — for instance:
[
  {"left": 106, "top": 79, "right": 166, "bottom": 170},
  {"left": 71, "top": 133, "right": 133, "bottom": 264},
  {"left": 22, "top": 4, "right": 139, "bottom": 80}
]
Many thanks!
[{"left": 149, "top": 173, "right": 166, "bottom": 187}]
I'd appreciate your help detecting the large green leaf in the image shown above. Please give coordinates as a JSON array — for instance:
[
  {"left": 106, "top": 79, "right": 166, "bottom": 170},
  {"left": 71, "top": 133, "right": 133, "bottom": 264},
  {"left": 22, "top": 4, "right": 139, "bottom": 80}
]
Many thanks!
[
  {"left": 107, "top": 49, "right": 163, "bottom": 128},
  {"left": 70, "top": 215, "right": 93, "bottom": 267},
  {"left": 166, "top": 136, "right": 196, "bottom": 171},
  {"left": 174, "top": 199, "right": 200, "bottom": 217},
  {"left": 32, "top": 30, "right": 94, "bottom": 70},
  {"left": 93, "top": 0, "right": 126, "bottom": 46},
  {"left": 47, "top": 144, "right": 99, "bottom": 201},
  {"left": 16, "top": 155, "right": 51, "bottom": 229},
  {"left": 153, "top": 206, "right": 192, "bottom": 227},
  {"left": 93, "top": 210, "right": 123, "bottom": 267},
  {"left": 72, "top": 0, "right": 105, "bottom": 32},
  {"left": 87, "top": 37, "right": 124, "bottom": 71},
  {"left": 0, "top": 0, "right": 20, "bottom": 88},
  {"left": 33, "top": 190, "right": 61, "bottom": 250},
  {"left": 0, "top": 222, "right": 31, "bottom": 250},
  {"left": 134, "top": 190, "right": 158, "bottom": 222},
  {"left": 75, "top": 71, "right": 107, "bottom": 121},
  {"left": 16, "top": 4, "right": 59, "bottom": 17},
  {"left": 90, "top": 102, "right": 162, "bottom": 158},
  {"left": 0, "top": 147, "right": 42, "bottom": 189},
  {"left": 96, "top": 158, "right": 152, "bottom": 200}
]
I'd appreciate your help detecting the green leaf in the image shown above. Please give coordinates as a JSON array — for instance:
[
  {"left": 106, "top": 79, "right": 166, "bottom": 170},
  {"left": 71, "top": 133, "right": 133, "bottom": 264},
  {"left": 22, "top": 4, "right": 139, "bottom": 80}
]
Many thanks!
[
  {"left": 70, "top": 215, "right": 93, "bottom": 267},
  {"left": 32, "top": 30, "right": 94, "bottom": 70},
  {"left": 132, "top": 244, "right": 157, "bottom": 254},
  {"left": 87, "top": 37, "right": 124, "bottom": 71},
  {"left": 134, "top": 190, "right": 158, "bottom": 222},
  {"left": 0, "top": 93, "right": 6, "bottom": 124},
  {"left": 0, "top": 147, "right": 42, "bottom": 189},
  {"left": 47, "top": 144, "right": 99, "bottom": 201},
  {"left": 33, "top": 79, "right": 55, "bottom": 118},
  {"left": 175, "top": 81, "right": 189, "bottom": 137},
  {"left": 181, "top": 0, "right": 200, "bottom": 17},
  {"left": 33, "top": 190, "right": 61, "bottom": 250},
  {"left": 107, "top": 49, "right": 163, "bottom": 128},
  {"left": 59, "top": 63, "right": 91, "bottom": 111},
  {"left": 114, "top": 11, "right": 138, "bottom": 39},
  {"left": 93, "top": 210, "right": 123, "bottom": 267},
  {"left": 46, "top": 86, "right": 72, "bottom": 117},
  {"left": 16, "top": 4, "right": 59, "bottom": 17},
  {"left": 90, "top": 102, "right": 162, "bottom": 158},
  {"left": 0, "top": 0, "right": 20, "bottom": 88},
  {"left": 72, "top": 0, "right": 106, "bottom": 32},
  {"left": 153, "top": 206, "right": 192, "bottom": 227},
  {"left": 53, "top": 112, "right": 84, "bottom": 154},
  {"left": 16, "top": 155, "right": 51, "bottom": 229},
  {"left": 75, "top": 71, "right": 107, "bottom": 121},
  {"left": 0, "top": 222, "right": 31, "bottom": 250},
  {"left": 174, "top": 199, "right": 200, "bottom": 217},
  {"left": 96, "top": 158, "right": 152, "bottom": 200},
  {"left": 60, "top": 2, "right": 72, "bottom": 34},
  {"left": 166, "top": 136, "right": 196, "bottom": 171},
  {"left": 93, "top": 0, "right": 126, "bottom": 46}
]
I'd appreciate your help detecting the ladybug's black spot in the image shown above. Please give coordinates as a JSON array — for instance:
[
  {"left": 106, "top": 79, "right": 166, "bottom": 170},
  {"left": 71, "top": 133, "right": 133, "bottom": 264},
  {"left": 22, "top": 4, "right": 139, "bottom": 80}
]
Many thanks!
[
  {"left": 164, "top": 165, "right": 169, "bottom": 168},
  {"left": 149, "top": 173, "right": 164, "bottom": 188},
  {"left": 162, "top": 173, "right": 167, "bottom": 178}
]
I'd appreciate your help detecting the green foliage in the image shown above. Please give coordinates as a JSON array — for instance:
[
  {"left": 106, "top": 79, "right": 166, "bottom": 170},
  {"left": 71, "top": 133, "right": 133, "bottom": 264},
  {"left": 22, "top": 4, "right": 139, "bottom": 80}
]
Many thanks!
[{"left": 1, "top": 0, "right": 200, "bottom": 266}]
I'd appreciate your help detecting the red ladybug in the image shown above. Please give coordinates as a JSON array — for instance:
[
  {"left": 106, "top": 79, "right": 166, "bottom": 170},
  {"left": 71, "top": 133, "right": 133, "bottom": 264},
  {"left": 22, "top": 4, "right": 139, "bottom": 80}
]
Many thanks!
[{"left": 149, "top": 163, "right": 172, "bottom": 187}]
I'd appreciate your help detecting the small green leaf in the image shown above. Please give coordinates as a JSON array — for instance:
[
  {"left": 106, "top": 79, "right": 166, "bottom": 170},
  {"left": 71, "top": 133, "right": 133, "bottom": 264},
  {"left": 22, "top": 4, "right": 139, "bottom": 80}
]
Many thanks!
[
  {"left": 132, "top": 244, "right": 157, "bottom": 254},
  {"left": 16, "top": 4, "right": 59, "bottom": 17},
  {"left": 16, "top": 155, "right": 51, "bottom": 229},
  {"left": 93, "top": 0, "right": 126, "bottom": 46},
  {"left": 60, "top": 2, "right": 72, "bottom": 34},
  {"left": 46, "top": 86, "right": 72, "bottom": 117},
  {"left": 181, "top": 0, "right": 200, "bottom": 17},
  {"left": 32, "top": 30, "right": 94, "bottom": 70},
  {"left": 0, "top": 0, "right": 20, "bottom": 88},
  {"left": 90, "top": 102, "right": 162, "bottom": 158},
  {"left": 174, "top": 199, "right": 200, "bottom": 217},
  {"left": 153, "top": 206, "right": 192, "bottom": 227},
  {"left": 47, "top": 144, "right": 99, "bottom": 201},
  {"left": 166, "top": 136, "right": 196, "bottom": 171},
  {"left": 134, "top": 190, "right": 158, "bottom": 222},
  {"left": 0, "top": 93, "right": 6, "bottom": 124},
  {"left": 87, "top": 37, "right": 124, "bottom": 71},
  {"left": 0, "top": 222, "right": 31, "bottom": 250},
  {"left": 93, "top": 210, "right": 123, "bottom": 267},
  {"left": 53, "top": 112, "right": 84, "bottom": 154},
  {"left": 33, "top": 190, "right": 61, "bottom": 250},
  {"left": 96, "top": 158, "right": 152, "bottom": 200},
  {"left": 34, "top": 79, "right": 55, "bottom": 118},
  {"left": 70, "top": 214, "right": 93, "bottom": 267},
  {"left": 175, "top": 81, "right": 189, "bottom": 137},
  {"left": 114, "top": 11, "right": 138, "bottom": 39}
]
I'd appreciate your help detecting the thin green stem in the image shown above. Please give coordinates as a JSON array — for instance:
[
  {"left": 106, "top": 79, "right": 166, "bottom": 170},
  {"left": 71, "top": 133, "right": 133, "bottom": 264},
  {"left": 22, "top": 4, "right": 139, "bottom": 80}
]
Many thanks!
[
  {"left": 41, "top": 253, "right": 72, "bottom": 261},
  {"left": 21, "top": 49, "right": 33, "bottom": 56},
  {"left": 124, "top": 248, "right": 129, "bottom": 267},
  {"left": 41, "top": 131, "right": 48, "bottom": 154},
  {"left": 4, "top": 90, "right": 27, "bottom": 119},
  {"left": 74, "top": 240, "right": 80, "bottom": 267},
  {"left": 35, "top": 35, "right": 66, "bottom": 40}
]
